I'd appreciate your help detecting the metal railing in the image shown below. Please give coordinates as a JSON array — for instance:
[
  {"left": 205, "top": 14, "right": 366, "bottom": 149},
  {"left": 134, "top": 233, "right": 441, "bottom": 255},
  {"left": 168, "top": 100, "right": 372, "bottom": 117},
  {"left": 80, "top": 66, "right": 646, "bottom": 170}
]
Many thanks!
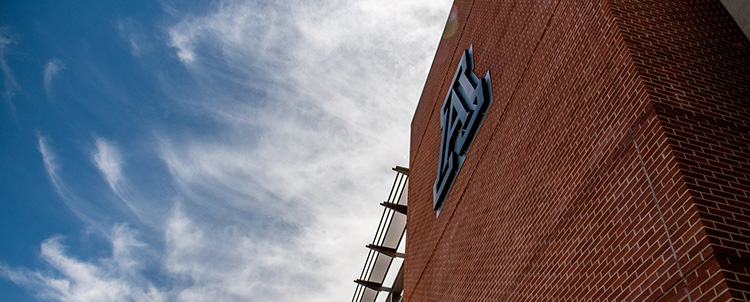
[{"left": 351, "top": 166, "right": 408, "bottom": 302}]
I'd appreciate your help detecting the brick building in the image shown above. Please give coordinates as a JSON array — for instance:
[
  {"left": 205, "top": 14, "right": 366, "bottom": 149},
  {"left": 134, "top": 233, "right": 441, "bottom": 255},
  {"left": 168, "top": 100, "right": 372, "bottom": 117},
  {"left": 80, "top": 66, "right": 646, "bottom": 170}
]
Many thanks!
[{"left": 406, "top": 0, "right": 750, "bottom": 301}]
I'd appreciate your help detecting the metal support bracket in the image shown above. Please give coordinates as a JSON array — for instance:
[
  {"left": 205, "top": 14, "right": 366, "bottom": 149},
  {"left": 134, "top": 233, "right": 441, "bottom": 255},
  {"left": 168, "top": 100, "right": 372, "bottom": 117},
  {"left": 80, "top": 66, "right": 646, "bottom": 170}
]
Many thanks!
[
  {"left": 354, "top": 279, "right": 392, "bottom": 292},
  {"left": 380, "top": 202, "right": 407, "bottom": 215},
  {"left": 366, "top": 244, "right": 405, "bottom": 258}
]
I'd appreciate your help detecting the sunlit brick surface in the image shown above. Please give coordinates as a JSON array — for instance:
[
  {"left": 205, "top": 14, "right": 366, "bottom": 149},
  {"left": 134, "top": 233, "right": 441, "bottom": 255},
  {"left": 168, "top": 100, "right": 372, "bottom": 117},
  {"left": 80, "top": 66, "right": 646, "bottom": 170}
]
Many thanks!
[{"left": 406, "top": 0, "right": 750, "bottom": 301}]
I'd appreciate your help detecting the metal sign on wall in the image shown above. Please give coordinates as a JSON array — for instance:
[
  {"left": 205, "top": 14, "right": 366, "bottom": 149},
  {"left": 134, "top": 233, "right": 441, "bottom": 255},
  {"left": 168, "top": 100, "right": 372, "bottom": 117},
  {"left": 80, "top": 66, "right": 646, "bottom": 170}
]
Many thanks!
[{"left": 434, "top": 45, "right": 493, "bottom": 214}]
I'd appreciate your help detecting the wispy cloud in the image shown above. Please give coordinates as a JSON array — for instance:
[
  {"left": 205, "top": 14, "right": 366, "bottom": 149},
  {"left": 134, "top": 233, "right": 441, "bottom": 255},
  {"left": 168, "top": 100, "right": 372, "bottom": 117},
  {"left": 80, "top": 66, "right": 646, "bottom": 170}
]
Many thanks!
[
  {"left": 163, "top": 204, "right": 319, "bottom": 301},
  {"left": 1, "top": 226, "right": 165, "bottom": 302},
  {"left": 118, "top": 19, "right": 151, "bottom": 57},
  {"left": 43, "top": 59, "right": 65, "bottom": 98},
  {"left": 0, "top": 27, "right": 19, "bottom": 114},
  {"left": 37, "top": 134, "right": 114, "bottom": 228},
  {"left": 37, "top": 134, "right": 60, "bottom": 180},
  {"left": 93, "top": 137, "right": 123, "bottom": 191},
  {"left": 35, "top": 134, "right": 88, "bottom": 221},
  {"left": 159, "top": 0, "right": 451, "bottom": 300},
  {"left": 9, "top": 0, "right": 452, "bottom": 301},
  {"left": 91, "top": 137, "right": 168, "bottom": 228}
]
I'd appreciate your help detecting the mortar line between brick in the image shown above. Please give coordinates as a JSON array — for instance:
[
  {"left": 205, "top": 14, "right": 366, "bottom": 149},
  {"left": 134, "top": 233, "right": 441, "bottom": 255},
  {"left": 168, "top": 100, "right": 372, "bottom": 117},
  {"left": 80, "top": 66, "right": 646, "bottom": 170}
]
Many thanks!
[
  {"left": 601, "top": 0, "right": 698, "bottom": 299},
  {"left": 408, "top": 1, "right": 562, "bottom": 300},
  {"left": 407, "top": 0, "right": 477, "bottom": 299},
  {"left": 631, "top": 129, "right": 693, "bottom": 302},
  {"left": 410, "top": 0, "right": 476, "bottom": 173},
  {"left": 651, "top": 251, "right": 736, "bottom": 302},
  {"left": 491, "top": 2, "right": 563, "bottom": 299}
]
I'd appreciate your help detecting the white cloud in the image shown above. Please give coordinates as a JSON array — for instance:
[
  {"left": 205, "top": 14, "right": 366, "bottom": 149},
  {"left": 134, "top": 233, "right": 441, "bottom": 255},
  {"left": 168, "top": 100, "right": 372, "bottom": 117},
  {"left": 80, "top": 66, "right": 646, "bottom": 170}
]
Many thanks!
[
  {"left": 13, "top": 0, "right": 453, "bottom": 301},
  {"left": 91, "top": 137, "right": 168, "bottom": 228},
  {"left": 37, "top": 134, "right": 125, "bottom": 229},
  {"left": 110, "top": 223, "right": 147, "bottom": 273},
  {"left": 37, "top": 134, "right": 107, "bottom": 228},
  {"left": 36, "top": 134, "right": 90, "bottom": 222},
  {"left": 1, "top": 27, "right": 19, "bottom": 114},
  {"left": 117, "top": 19, "right": 148, "bottom": 56},
  {"left": 37, "top": 134, "right": 60, "bottom": 180},
  {"left": 1, "top": 226, "right": 165, "bottom": 302},
  {"left": 161, "top": 0, "right": 452, "bottom": 300},
  {"left": 93, "top": 137, "right": 123, "bottom": 191},
  {"left": 43, "top": 59, "right": 64, "bottom": 98},
  {"left": 168, "top": 27, "right": 196, "bottom": 63},
  {"left": 168, "top": 1, "right": 289, "bottom": 66},
  {"left": 162, "top": 204, "right": 319, "bottom": 301}
]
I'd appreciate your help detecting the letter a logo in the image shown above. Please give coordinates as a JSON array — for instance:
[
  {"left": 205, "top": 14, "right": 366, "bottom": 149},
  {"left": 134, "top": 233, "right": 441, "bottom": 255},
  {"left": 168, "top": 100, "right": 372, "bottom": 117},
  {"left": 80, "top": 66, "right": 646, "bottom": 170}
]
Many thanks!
[{"left": 434, "top": 45, "right": 492, "bottom": 214}]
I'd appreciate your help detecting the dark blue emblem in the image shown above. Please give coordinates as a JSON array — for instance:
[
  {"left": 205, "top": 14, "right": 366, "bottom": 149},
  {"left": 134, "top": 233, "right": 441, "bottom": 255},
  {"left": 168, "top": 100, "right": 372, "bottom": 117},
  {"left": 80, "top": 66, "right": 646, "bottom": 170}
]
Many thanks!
[{"left": 434, "top": 46, "right": 492, "bottom": 213}]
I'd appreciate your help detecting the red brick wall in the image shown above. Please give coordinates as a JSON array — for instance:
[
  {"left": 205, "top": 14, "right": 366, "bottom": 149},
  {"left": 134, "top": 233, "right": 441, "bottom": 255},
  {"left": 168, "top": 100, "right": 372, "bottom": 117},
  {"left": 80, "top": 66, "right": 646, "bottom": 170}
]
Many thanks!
[{"left": 406, "top": 0, "right": 750, "bottom": 301}]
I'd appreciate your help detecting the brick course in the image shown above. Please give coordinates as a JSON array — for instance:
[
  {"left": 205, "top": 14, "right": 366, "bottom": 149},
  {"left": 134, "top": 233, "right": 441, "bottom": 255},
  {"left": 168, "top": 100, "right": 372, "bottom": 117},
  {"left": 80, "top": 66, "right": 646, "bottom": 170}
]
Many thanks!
[{"left": 407, "top": 0, "right": 750, "bottom": 301}]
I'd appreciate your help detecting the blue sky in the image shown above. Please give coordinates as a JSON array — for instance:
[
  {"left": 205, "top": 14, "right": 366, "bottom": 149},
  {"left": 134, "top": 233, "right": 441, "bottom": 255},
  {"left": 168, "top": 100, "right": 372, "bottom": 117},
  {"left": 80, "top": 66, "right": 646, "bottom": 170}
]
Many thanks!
[{"left": 0, "top": 0, "right": 451, "bottom": 301}]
